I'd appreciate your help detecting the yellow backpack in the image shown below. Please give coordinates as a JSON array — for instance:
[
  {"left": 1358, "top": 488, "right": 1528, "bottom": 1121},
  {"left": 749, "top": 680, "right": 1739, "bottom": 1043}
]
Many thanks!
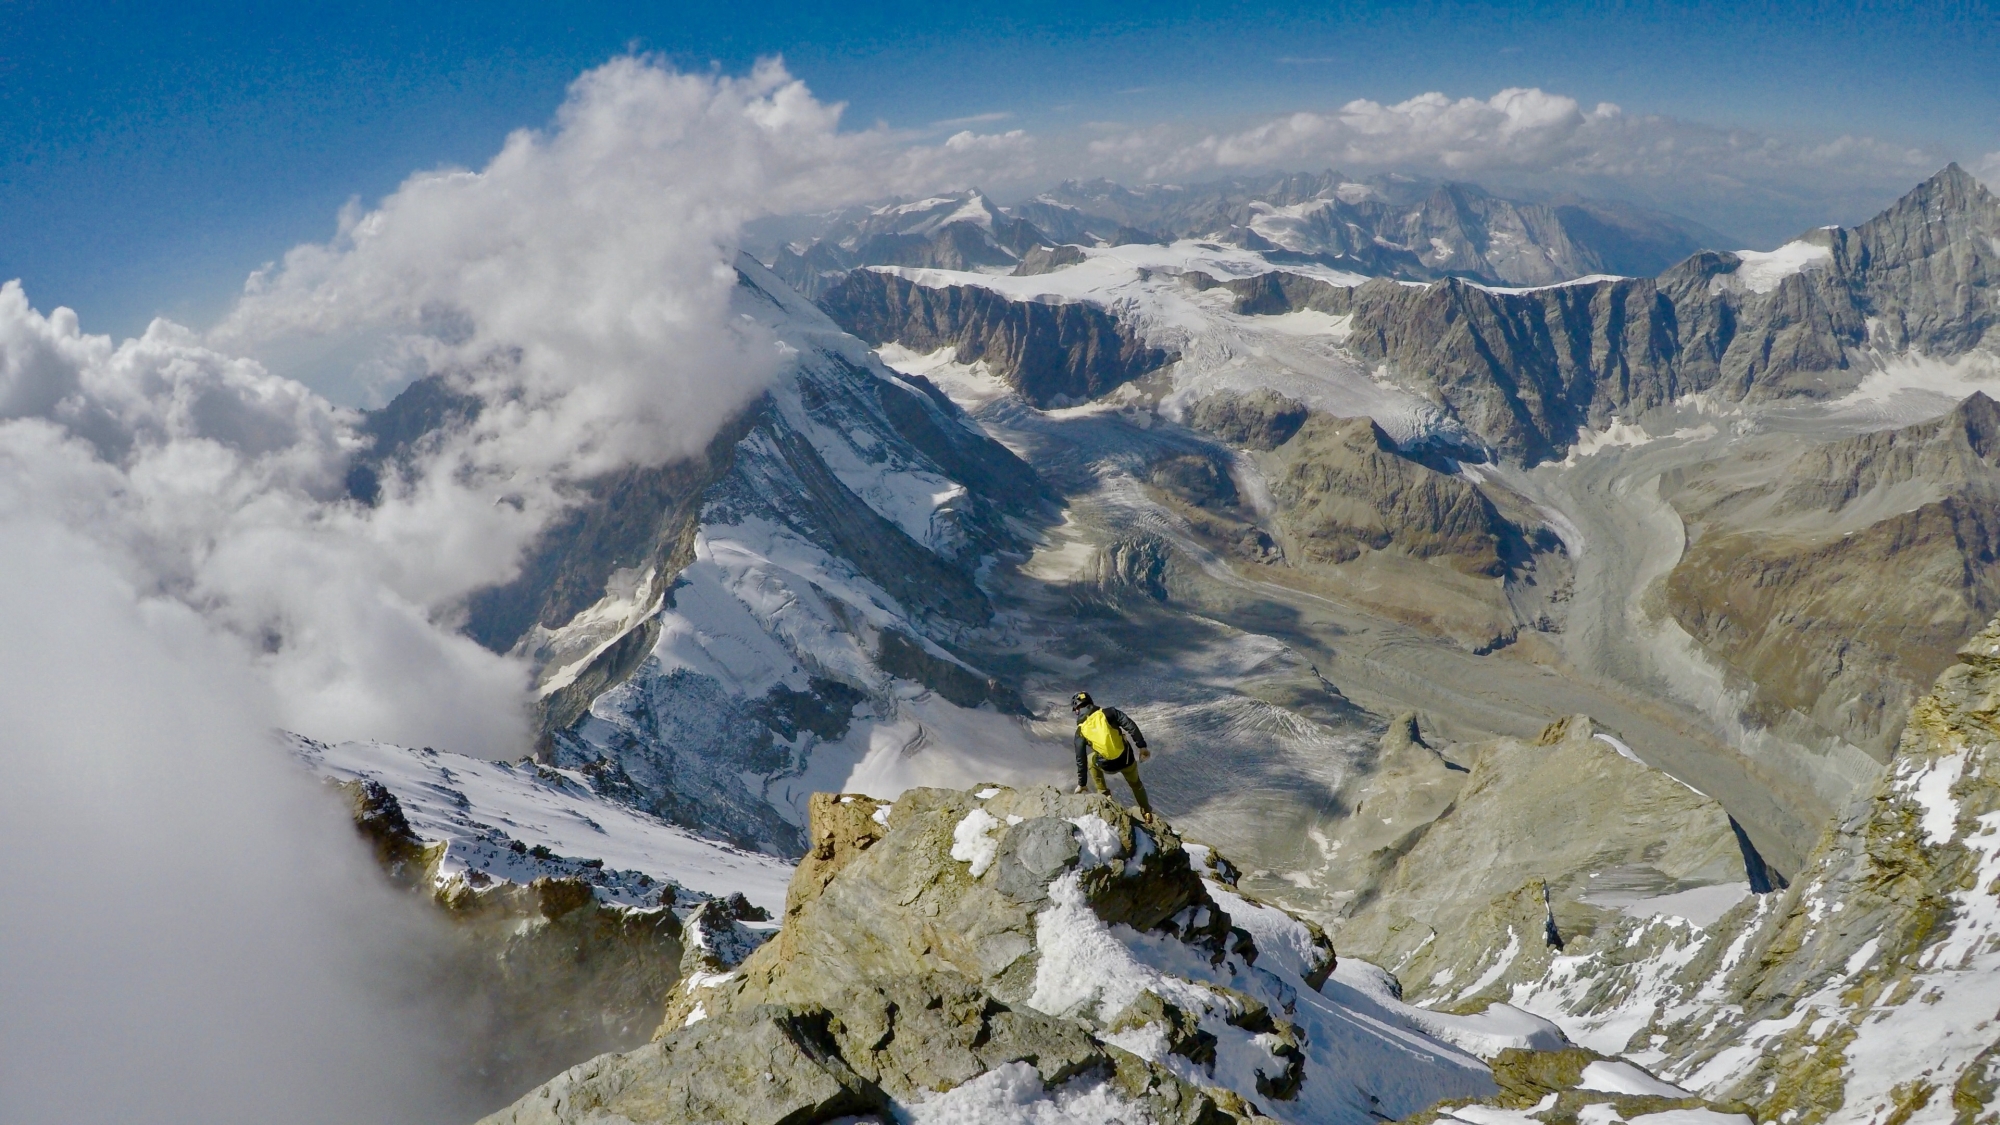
[{"left": 1079, "top": 709, "right": 1126, "bottom": 760}]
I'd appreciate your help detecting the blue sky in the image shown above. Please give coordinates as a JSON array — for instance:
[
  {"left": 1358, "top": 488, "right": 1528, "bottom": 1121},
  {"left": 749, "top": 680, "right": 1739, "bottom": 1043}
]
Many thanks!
[{"left": 3, "top": 0, "right": 1995, "bottom": 339}]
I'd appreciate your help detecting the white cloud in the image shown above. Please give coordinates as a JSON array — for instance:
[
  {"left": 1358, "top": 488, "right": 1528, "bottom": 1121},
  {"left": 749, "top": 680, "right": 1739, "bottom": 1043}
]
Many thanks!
[
  {"left": 217, "top": 56, "right": 1032, "bottom": 480},
  {"left": 0, "top": 503, "right": 478, "bottom": 1123},
  {"left": 1204, "top": 88, "right": 1624, "bottom": 174},
  {"left": 1095, "top": 87, "right": 1940, "bottom": 187}
]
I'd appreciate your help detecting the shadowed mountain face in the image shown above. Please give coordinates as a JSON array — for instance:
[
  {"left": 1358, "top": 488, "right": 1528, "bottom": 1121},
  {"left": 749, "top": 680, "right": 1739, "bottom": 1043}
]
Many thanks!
[{"left": 817, "top": 269, "right": 1178, "bottom": 407}]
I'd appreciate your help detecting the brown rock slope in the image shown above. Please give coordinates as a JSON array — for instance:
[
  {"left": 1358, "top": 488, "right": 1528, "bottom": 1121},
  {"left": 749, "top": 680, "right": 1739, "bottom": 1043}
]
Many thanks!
[
  {"left": 1664, "top": 391, "right": 2000, "bottom": 756},
  {"left": 1330, "top": 715, "right": 1753, "bottom": 1010}
]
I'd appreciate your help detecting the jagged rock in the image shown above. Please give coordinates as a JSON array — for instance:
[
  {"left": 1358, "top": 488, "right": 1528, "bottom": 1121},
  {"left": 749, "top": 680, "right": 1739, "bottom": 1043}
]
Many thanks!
[
  {"left": 679, "top": 893, "right": 774, "bottom": 979},
  {"left": 1402, "top": 1047, "right": 1752, "bottom": 1125},
  {"left": 416, "top": 874, "right": 691, "bottom": 1102},
  {"left": 1014, "top": 243, "right": 1089, "bottom": 275},
  {"left": 817, "top": 269, "right": 1177, "bottom": 407},
  {"left": 478, "top": 1004, "right": 884, "bottom": 1125},
  {"left": 664, "top": 787, "right": 1215, "bottom": 1027},
  {"left": 787, "top": 792, "right": 890, "bottom": 921},
  {"left": 336, "top": 777, "right": 437, "bottom": 886},
  {"left": 1110, "top": 991, "right": 1219, "bottom": 1067}
]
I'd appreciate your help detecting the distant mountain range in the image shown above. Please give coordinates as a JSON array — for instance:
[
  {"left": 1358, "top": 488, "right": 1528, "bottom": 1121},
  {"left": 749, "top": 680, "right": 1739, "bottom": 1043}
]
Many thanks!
[{"left": 750, "top": 172, "right": 1737, "bottom": 297}]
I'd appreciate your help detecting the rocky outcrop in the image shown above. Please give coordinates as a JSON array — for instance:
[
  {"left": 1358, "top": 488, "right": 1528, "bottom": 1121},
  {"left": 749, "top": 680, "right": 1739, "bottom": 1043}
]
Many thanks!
[
  {"left": 1164, "top": 400, "right": 1566, "bottom": 650},
  {"left": 1405, "top": 1047, "right": 1755, "bottom": 1125},
  {"left": 1186, "top": 389, "right": 1309, "bottom": 450},
  {"left": 817, "top": 269, "right": 1178, "bottom": 407},
  {"left": 483, "top": 785, "right": 1499, "bottom": 1125},
  {"left": 330, "top": 777, "right": 694, "bottom": 1103},
  {"left": 1014, "top": 243, "right": 1090, "bottom": 275},
  {"left": 1665, "top": 391, "right": 2000, "bottom": 755},
  {"left": 1264, "top": 414, "right": 1511, "bottom": 576}
]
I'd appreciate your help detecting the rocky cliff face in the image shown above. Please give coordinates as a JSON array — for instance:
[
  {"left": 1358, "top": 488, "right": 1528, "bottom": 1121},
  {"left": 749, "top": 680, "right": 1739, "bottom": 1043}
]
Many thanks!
[
  {"left": 1665, "top": 391, "right": 2000, "bottom": 756},
  {"left": 480, "top": 785, "right": 1532, "bottom": 1125},
  {"left": 329, "top": 770, "right": 693, "bottom": 1102},
  {"left": 818, "top": 268, "right": 1178, "bottom": 407}
]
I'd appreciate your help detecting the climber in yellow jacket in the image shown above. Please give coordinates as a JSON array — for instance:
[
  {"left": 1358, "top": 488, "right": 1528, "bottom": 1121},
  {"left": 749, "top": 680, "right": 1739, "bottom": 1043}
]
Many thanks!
[{"left": 1070, "top": 691, "right": 1153, "bottom": 815}]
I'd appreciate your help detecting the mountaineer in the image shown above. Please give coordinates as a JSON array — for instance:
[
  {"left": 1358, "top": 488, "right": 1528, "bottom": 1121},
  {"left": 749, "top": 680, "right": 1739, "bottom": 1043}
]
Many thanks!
[{"left": 1070, "top": 691, "right": 1153, "bottom": 816}]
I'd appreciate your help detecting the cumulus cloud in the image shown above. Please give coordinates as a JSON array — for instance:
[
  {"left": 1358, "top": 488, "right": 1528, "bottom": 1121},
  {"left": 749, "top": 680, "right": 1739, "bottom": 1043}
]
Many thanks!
[
  {"left": 0, "top": 286, "right": 529, "bottom": 754},
  {"left": 218, "top": 56, "right": 1032, "bottom": 474},
  {"left": 1160, "top": 88, "right": 1626, "bottom": 174}
]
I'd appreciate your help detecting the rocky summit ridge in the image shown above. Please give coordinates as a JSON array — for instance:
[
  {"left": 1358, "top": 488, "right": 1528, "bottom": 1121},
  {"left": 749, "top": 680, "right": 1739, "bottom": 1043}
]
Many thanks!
[{"left": 478, "top": 785, "right": 1580, "bottom": 1125}]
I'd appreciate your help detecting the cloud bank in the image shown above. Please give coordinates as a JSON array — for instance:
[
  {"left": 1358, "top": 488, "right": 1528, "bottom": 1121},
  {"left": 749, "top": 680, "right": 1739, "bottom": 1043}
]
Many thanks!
[
  {"left": 1079, "top": 87, "right": 1949, "bottom": 243},
  {"left": 0, "top": 515, "right": 472, "bottom": 1123}
]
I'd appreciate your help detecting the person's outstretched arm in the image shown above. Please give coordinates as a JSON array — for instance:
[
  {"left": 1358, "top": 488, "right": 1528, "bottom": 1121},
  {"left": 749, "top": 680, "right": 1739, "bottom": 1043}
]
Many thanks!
[{"left": 1111, "top": 708, "right": 1147, "bottom": 750}]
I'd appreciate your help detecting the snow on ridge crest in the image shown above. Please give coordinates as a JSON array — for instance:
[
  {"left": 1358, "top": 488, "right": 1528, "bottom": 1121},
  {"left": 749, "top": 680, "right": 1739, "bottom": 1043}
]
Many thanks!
[{"left": 294, "top": 734, "right": 795, "bottom": 912}]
